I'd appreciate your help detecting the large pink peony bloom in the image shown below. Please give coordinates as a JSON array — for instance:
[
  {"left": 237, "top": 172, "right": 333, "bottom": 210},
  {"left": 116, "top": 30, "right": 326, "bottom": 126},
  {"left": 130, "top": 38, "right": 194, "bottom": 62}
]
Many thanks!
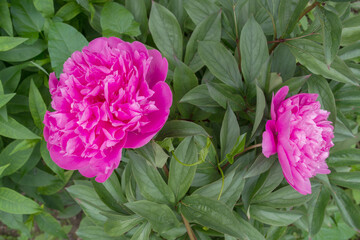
[
  {"left": 262, "top": 86, "right": 334, "bottom": 195},
  {"left": 43, "top": 37, "right": 172, "bottom": 182}
]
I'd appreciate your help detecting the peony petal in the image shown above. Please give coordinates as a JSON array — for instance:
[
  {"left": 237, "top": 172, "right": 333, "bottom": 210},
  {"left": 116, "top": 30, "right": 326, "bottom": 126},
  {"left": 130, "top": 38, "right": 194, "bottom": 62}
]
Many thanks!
[
  {"left": 48, "top": 144, "right": 88, "bottom": 170},
  {"left": 146, "top": 49, "right": 168, "bottom": 88},
  {"left": 271, "top": 86, "right": 289, "bottom": 120},
  {"left": 291, "top": 167, "right": 312, "bottom": 195},
  {"left": 123, "top": 131, "right": 157, "bottom": 149},
  {"left": 49, "top": 72, "right": 58, "bottom": 95},
  {"left": 262, "top": 120, "right": 277, "bottom": 158},
  {"left": 277, "top": 145, "right": 294, "bottom": 185}
]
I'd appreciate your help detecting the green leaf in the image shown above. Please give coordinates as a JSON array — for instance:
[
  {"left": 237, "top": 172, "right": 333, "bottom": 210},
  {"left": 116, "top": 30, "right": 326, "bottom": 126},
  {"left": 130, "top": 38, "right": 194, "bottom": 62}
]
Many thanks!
[
  {"left": 76, "top": 217, "right": 120, "bottom": 240},
  {"left": 338, "top": 42, "right": 360, "bottom": 61},
  {"left": 101, "top": 2, "right": 140, "bottom": 37},
  {"left": 180, "top": 195, "right": 265, "bottom": 239},
  {"left": 103, "top": 213, "right": 143, "bottom": 237},
  {"left": 10, "top": 0, "right": 44, "bottom": 35},
  {"left": 29, "top": 80, "right": 47, "bottom": 129},
  {"left": 0, "top": 0, "right": 13, "bottom": 36},
  {"left": 250, "top": 205, "right": 302, "bottom": 226},
  {"left": 40, "top": 140, "right": 64, "bottom": 179},
  {"left": 0, "top": 210, "right": 31, "bottom": 238},
  {"left": 206, "top": 82, "right": 245, "bottom": 112},
  {"left": 0, "top": 187, "right": 41, "bottom": 214},
  {"left": 156, "top": 120, "right": 209, "bottom": 140},
  {"left": 254, "top": 185, "right": 313, "bottom": 208},
  {"left": 184, "top": 0, "right": 219, "bottom": 25},
  {"left": 130, "top": 222, "right": 151, "bottom": 240},
  {"left": 193, "top": 168, "right": 246, "bottom": 208},
  {"left": 332, "top": 186, "right": 360, "bottom": 231},
  {"left": 149, "top": 2, "right": 183, "bottom": 68},
  {"left": 0, "top": 37, "right": 28, "bottom": 52},
  {"left": 92, "top": 178, "right": 130, "bottom": 215},
  {"left": 278, "top": 0, "right": 309, "bottom": 36},
  {"left": 180, "top": 84, "right": 221, "bottom": 113},
  {"left": 48, "top": 22, "right": 88, "bottom": 76},
  {"left": 286, "top": 39, "right": 359, "bottom": 86},
  {"left": 0, "top": 39, "right": 47, "bottom": 62},
  {"left": 251, "top": 86, "right": 266, "bottom": 137},
  {"left": 0, "top": 115, "right": 40, "bottom": 139},
  {"left": 33, "top": 0, "right": 54, "bottom": 17},
  {"left": 125, "top": 0, "right": 148, "bottom": 40},
  {"left": 308, "top": 186, "right": 330, "bottom": 236},
  {"left": 271, "top": 44, "right": 296, "bottom": 81},
  {"left": 199, "top": 41, "right": 242, "bottom": 89},
  {"left": 266, "top": 226, "right": 287, "bottom": 240},
  {"left": 220, "top": 106, "right": 240, "bottom": 161},
  {"left": 240, "top": 16, "right": 269, "bottom": 83},
  {"left": 35, "top": 212, "right": 68, "bottom": 239},
  {"left": 224, "top": 134, "right": 246, "bottom": 165},
  {"left": 317, "top": 7, "right": 342, "bottom": 66},
  {"left": 37, "top": 171, "right": 73, "bottom": 195},
  {"left": 55, "top": 2, "right": 82, "bottom": 22},
  {"left": 0, "top": 93, "right": 15, "bottom": 108},
  {"left": 0, "top": 65, "right": 22, "bottom": 93},
  {"left": 307, "top": 75, "right": 337, "bottom": 125},
  {"left": 169, "top": 137, "right": 198, "bottom": 202},
  {"left": 329, "top": 172, "right": 360, "bottom": 190},
  {"left": 130, "top": 152, "right": 175, "bottom": 204},
  {"left": 136, "top": 141, "right": 169, "bottom": 168},
  {"left": 327, "top": 149, "right": 360, "bottom": 166},
  {"left": 173, "top": 61, "right": 198, "bottom": 119},
  {"left": 0, "top": 140, "right": 34, "bottom": 177},
  {"left": 125, "top": 200, "right": 181, "bottom": 235},
  {"left": 245, "top": 154, "right": 276, "bottom": 179},
  {"left": 185, "top": 12, "right": 222, "bottom": 72},
  {"left": 341, "top": 15, "right": 360, "bottom": 46}
]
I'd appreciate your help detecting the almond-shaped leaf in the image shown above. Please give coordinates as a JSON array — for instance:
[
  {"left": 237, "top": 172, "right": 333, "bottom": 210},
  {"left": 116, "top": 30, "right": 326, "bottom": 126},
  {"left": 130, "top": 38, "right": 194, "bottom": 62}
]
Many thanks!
[
  {"left": 0, "top": 39, "right": 47, "bottom": 62},
  {"left": 101, "top": 2, "right": 140, "bottom": 38},
  {"left": 55, "top": 2, "right": 82, "bottom": 21},
  {"left": 317, "top": 7, "right": 342, "bottom": 66},
  {"left": 245, "top": 154, "right": 276, "bottom": 179},
  {"left": 35, "top": 211, "right": 68, "bottom": 239},
  {"left": 10, "top": 0, "right": 44, "bottom": 35},
  {"left": 0, "top": 116, "right": 40, "bottom": 140},
  {"left": 198, "top": 41, "right": 242, "bottom": 89},
  {"left": 33, "top": 0, "right": 54, "bottom": 18},
  {"left": 250, "top": 205, "right": 303, "bottom": 226},
  {"left": 169, "top": 137, "right": 198, "bottom": 202},
  {"left": 327, "top": 149, "right": 360, "bottom": 166},
  {"left": 0, "top": 37, "right": 28, "bottom": 52},
  {"left": 103, "top": 213, "right": 143, "bottom": 237},
  {"left": 307, "top": 75, "right": 337, "bottom": 125},
  {"left": 180, "top": 195, "right": 265, "bottom": 239},
  {"left": 0, "top": 93, "right": 15, "bottom": 109},
  {"left": 220, "top": 106, "right": 240, "bottom": 161},
  {"left": 185, "top": 11, "right": 221, "bottom": 72},
  {"left": 273, "top": 75, "right": 310, "bottom": 96},
  {"left": 48, "top": 22, "right": 88, "bottom": 76},
  {"left": 338, "top": 42, "right": 360, "bottom": 61},
  {"left": 149, "top": 2, "right": 182, "bottom": 68},
  {"left": 156, "top": 120, "right": 209, "bottom": 140},
  {"left": 130, "top": 152, "right": 175, "bottom": 204},
  {"left": 29, "top": 80, "right": 47, "bottom": 129},
  {"left": 130, "top": 222, "right": 151, "bottom": 240},
  {"left": 251, "top": 86, "right": 266, "bottom": 137},
  {"left": 0, "top": 0, "right": 13, "bottom": 36},
  {"left": 183, "top": 0, "right": 219, "bottom": 25},
  {"left": 329, "top": 172, "right": 360, "bottom": 190},
  {"left": 207, "top": 82, "right": 245, "bottom": 112},
  {"left": 0, "top": 187, "right": 41, "bottom": 214},
  {"left": 125, "top": 200, "right": 181, "bottom": 235},
  {"left": 286, "top": 39, "right": 359, "bottom": 86},
  {"left": 278, "top": 0, "right": 309, "bottom": 36},
  {"left": 240, "top": 16, "right": 269, "bottom": 83}
]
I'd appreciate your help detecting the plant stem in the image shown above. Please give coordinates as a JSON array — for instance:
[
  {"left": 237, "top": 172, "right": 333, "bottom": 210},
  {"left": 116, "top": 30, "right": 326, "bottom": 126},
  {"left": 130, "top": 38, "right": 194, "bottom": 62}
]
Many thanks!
[
  {"left": 268, "top": 32, "right": 318, "bottom": 44},
  {"left": 181, "top": 214, "right": 197, "bottom": 240},
  {"left": 163, "top": 164, "right": 169, "bottom": 178},
  {"left": 298, "top": 1, "right": 320, "bottom": 22}
]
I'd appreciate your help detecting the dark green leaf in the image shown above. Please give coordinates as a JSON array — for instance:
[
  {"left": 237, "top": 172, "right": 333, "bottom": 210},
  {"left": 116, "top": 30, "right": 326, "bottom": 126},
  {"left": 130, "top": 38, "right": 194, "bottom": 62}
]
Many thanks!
[
  {"left": 103, "top": 213, "right": 143, "bottom": 237},
  {"left": 173, "top": 61, "right": 198, "bottom": 119},
  {"left": 183, "top": 0, "right": 219, "bottom": 25},
  {"left": 101, "top": 2, "right": 140, "bottom": 37},
  {"left": 0, "top": 115, "right": 40, "bottom": 139},
  {"left": 185, "top": 12, "right": 221, "bottom": 72},
  {"left": 251, "top": 86, "right": 266, "bottom": 137},
  {"left": 55, "top": 2, "right": 82, "bottom": 21},
  {"left": 327, "top": 149, "right": 360, "bottom": 166},
  {"left": 0, "top": 210, "right": 31, "bottom": 238},
  {"left": 180, "top": 195, "right": 265, "bottom": 239},
  {"left": 76, "top": 217, "right": 120, "bottom": 240},
  {"left": 224, "top": 134, "right": 246, "bottom": 164},
  {"left": 341, "top": 15, "right": 360, "bottom": 46},
  {"left": 0, "top": 39, "right": 47, "bottom": 62},
  {"left": 307, "top": 75, "right": 337, "bottom": 124},
  {"left": 125, "top": 200, "right": 181, "bottom": 235},
  {"left": 0, "top": 187, "right": 41, "bottom": 214},
  {"left": 35, "top": 211, "right": 68, "bottom": 239},
  {"left": 308, "top": 186, "right": 330, "bottom": 236},
  {"left": 180, "top": 84, "right": 221, "bottom": 113},
  {"left": 149, "top": 2, "right": 183, "bottom": 68},
  {"left": 220, "top": 106, "right": 240, "bottom": 161},
  {"left": 250, "top": 205, "right": 302, "bottom": 226},
  {"left": 332, "top": 186, "right": 360, "bottom": 231},
  {"left": 207, "top": 82, "right": 245, "bottom": 112},
  {"left": 286, "top": 39, "right": 359, "bottom": 86},
  {"left": 40, "top": 140, "right": 64, "bottom": 179},
  {"left": 130, "top": 152, "right": 175, "bottom": 204},
  {"left": 29, "top": 79, "right": 47, "bottom": 129},
  {"left": 136, "top": 141, "right": 169, "bottom": 168},
  {"left": 0, "top": 65, "right": 22, "bottom": 93},
  {"left": 245, "top": 154, "right": 276, "bottom": 178},
  {"left": 199, "top": 41, "right": 242, "bottom": 89},
  {"left": 125, "top": 0, "right": 148, "bottom": 39},
  {"left": 10, "top": 0, "right": 44, "bottom": 35},
  {"left": 0, "top": 0, "right": 13, "bottom": 36},
  {"left": 278, "top": 0, "right": 309, "bottom": 36},
  {"left": 0, "top": 93, "right": 15, "bottom": 109},
  {"left": 130, "top": 222, "right": 151, "bottom": 240},
  {"left": 271, "top": 44, "right": 296, "bottom": 81},
  {"left": 240, "top": 16, "right": 269, "bottom": 83},
  {"left": 156, "top": 120, "right": 209, "bottom": 140},
  {"left": 169, "top": 137, "right": 198, "bottom": 201},
  {"left": 338, "top": 42, "right": 360, "bottom": 61},
  {"left": 0, "top": 37, "right": 28, "bottom": 51},
  {"left": 329, "top": 172, "right": 360, "bottom": 190},
  {"left": 272, "top": 75, "right": 310, "bottom": 96},
  {"left": 48, "top": 22, "right": 88, "bottom": 75}
]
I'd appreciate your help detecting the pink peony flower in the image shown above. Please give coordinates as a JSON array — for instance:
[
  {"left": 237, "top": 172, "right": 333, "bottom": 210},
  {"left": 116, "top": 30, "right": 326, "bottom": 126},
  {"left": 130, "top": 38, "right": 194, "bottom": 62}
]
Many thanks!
[
  {"left": 43, "top": 37, "right": 172, "bottom": 182},
  {"left": 262, "top": 86, "right": 334, "bottom": 195}
]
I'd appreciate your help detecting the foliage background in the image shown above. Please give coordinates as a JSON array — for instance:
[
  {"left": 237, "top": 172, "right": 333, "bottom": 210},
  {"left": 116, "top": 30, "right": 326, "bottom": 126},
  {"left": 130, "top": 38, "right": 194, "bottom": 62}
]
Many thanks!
[{"left": 0, "top": 0, "right": 360, "bottom": 239}]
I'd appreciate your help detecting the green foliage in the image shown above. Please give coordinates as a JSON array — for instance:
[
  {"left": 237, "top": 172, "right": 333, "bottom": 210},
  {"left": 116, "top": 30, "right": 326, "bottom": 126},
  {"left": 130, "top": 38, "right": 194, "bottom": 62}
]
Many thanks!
[{"left": 0, "top": 0, "right": 359, "bottom": 239}]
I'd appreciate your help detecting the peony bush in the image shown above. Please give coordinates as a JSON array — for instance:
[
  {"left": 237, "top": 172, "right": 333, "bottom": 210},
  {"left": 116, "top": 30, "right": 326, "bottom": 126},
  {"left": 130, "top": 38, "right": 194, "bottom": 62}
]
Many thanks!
[{"left": 0, "top": 0, "right": 359, "bottom": 239}]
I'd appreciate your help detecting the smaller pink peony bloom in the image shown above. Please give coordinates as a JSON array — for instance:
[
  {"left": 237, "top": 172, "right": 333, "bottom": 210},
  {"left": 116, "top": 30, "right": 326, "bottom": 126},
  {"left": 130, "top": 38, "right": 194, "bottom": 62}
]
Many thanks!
[
  {"left": 44, "top": 37, "right": 172, "bottom": 182},
  {"left": 262, "top": 86, "right": 334, "bottom": 195}
]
